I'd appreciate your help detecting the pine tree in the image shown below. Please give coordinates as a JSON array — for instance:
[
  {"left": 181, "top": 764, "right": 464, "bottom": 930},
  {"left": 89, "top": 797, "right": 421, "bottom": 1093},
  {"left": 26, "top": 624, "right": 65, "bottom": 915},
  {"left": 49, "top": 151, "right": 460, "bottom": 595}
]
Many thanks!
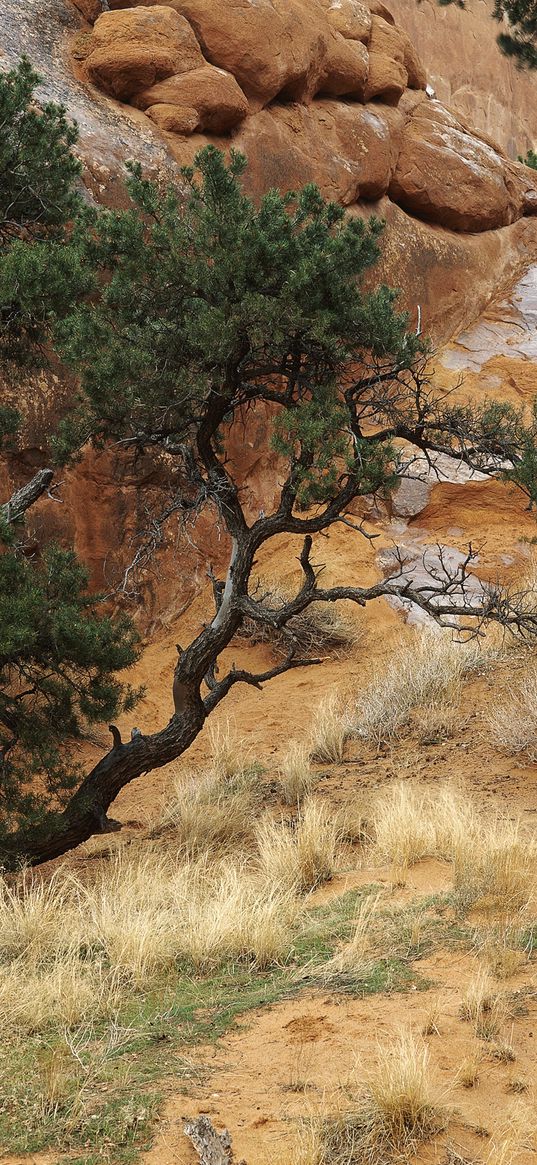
[
  {"left": 8, "top": 143, "right": 528, "bottom": 870},
  {"left": 0, "top": 57, "right": 90, "bottom": 366},
  {"left": 493, "top": 0, "right": 537, "bottom": 66},
  {"left": 0, "top": 60, "right": 141, "bottom": 851}
]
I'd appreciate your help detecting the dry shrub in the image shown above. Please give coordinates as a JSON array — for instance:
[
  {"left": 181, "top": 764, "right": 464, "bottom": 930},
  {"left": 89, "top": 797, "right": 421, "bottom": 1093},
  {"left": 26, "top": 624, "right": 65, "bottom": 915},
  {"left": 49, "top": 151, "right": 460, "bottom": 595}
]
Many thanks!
[
  {"left": 278, "top": 742, "right": 317, "bottom": 807},
  {"left": 239, "top": 579, "right": 362, "bottom": 656},
  {"left": 256, "top": 799, "right": 340, "bottom": 892},
  {"left": 486, "top": 662, "right": 537, "bottom": 760},
  {"left": 354, "top": 630, "right": 484, "bottom": 744},
  {"left": 318, "top": 1029, "right": 445, "bottom": 1163},
  {"left": 154, "top": 766, "right": 258, "bottom": 854},
  {"left": 309, "top": 692, "right": 351, "bottom": 764}
]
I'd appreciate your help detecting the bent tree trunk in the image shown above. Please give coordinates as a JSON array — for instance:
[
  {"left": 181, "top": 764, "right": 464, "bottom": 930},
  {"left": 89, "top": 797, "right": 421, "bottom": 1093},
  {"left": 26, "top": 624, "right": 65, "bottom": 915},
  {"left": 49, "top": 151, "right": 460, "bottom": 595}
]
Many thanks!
[{"left": 1, "top": 693, "right": 206, "bottom": 868}]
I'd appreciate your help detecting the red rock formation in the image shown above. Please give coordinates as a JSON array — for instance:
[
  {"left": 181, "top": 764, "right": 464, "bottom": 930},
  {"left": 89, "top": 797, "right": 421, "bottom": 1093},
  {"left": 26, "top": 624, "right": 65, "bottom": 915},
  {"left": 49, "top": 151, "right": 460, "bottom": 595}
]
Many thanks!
[{"left": 74, "top": 0, "right": 537, "bottom": 242}]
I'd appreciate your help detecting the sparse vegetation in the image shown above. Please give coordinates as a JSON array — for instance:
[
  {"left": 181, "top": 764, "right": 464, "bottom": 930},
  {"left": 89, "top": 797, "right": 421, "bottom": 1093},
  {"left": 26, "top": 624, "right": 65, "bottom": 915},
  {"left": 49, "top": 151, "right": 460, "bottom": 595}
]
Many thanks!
[
  {"left": 309, "top": 691, "right": 351, "bottom": 763},
  {"left": 316, "top": 1029, "right": 445, "bottom": 1163},
  {"left": 354, "top": 630, "right": 484, "bottom": 744}
]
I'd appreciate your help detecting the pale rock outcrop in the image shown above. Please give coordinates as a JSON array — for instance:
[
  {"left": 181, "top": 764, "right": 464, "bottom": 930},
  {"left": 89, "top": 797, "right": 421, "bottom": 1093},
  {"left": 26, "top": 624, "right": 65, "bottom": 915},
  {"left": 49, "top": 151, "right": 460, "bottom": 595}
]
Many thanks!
[
  {"left": 82, "top": 6, "right": 204, "bottom": 99},
  {"left": 137, "top": 65, "right": 249, "bottom": 133}
]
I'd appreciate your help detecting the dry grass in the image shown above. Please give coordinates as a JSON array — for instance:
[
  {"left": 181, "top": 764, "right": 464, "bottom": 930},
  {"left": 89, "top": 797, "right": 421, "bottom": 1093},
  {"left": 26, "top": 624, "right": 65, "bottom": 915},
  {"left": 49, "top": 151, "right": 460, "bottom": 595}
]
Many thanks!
[
  {"left": 317, "top": 1029, "right": 445, "bottom": 1163},
  {"left": 0, "top": 844, "right": 304, "bottom": 1030},
  {"left": 459, "top": 970, "right": 508, "bottom": 1041},
  {"left": 451, "top": 810, "right": 536, "bottom": 915},
  {"left": 371, "top": 782, "right": 437, "bottom": 871},
  {"left": 412, "top": 700, "right": 463, "bottom": 745},
  {"left": 0, "top": 956, "right": 117, "bottom": 1034},
  {"left": 277, "top": 741, "right": 317, "bottom": 807},
  {"left": 256, "top": 799, "right": 340, "bottom": 892},
  {"left": 354, "top": 630, "right": 484, "bottom": 744},
  {"left": 239, "top": 578, "right": 362, "bottom": 657},
  {"left": 368, "top": 782, "right": 537, "bottom": 914},
  {"left": 321, "top": 893, "right": 380, "bottom": 980},
  {"left": 153, "top": 766, "right": 258, "bottom": 854},
  {"left": 485, "top": 1101, "right": 537, "bottom": 1164},
  {"left": 207, "top": 718, "right": 254, "bottom": 780},
  {"left": 486, "top": 661, "right": 537, "bottom": 760},
  {"left": 309, "top": 691, "right": 351, "bottom": 764},
  {"left": 456, "top": 1049, "right": 481, "bottom": 1089}
]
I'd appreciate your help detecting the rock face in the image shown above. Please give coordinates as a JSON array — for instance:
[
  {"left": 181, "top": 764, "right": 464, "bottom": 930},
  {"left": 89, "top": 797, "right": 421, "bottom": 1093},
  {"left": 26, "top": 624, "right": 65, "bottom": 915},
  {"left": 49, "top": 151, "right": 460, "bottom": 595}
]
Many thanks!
[
  {"left": 75, "top": 0, "right": 537, "bottom": 242},
  {"left": 389, "top": 0, "right": 537, "bottom": 158}
]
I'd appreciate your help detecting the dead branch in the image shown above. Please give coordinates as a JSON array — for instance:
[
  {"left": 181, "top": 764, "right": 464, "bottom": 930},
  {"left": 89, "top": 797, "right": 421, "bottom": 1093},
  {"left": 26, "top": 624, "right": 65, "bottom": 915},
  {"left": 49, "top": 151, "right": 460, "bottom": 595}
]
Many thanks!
[
  {"left": 183, "top": 1116, "right": 235, "bottom": 1165},
  {"left": 1, "top": 468, "right": 54, "bottom": 523}
]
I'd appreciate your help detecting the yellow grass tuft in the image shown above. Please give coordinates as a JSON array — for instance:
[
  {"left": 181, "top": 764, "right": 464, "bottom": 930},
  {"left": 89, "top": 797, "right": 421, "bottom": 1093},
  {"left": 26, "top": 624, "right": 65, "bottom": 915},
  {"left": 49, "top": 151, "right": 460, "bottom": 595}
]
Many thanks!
[
  {"left": 154, "top": 766, "right": 258, "bottom": 854},
  {"left": 459, "top": 969, "right": 508, "bottom": 1041},
  {"left": 256, "top": 799, "right": 340, "bottom": 892},
  {"left": 321, "top": 893, "right": 380, "bottom": 980},
  {"left": 371, "top": 782, "right": 437, "bottom": 871},
  {"left": 309, "top": 692, "right": 351, "bottom": 764},
  {"left": 207, "top": 718, "right": 254, "bottom": 780},
  {"left": 318, "top": 1029, "right": 445, "bottom": 1163},
  {"left": 277, "top": 741, "right": 317, "bottom": 807}
]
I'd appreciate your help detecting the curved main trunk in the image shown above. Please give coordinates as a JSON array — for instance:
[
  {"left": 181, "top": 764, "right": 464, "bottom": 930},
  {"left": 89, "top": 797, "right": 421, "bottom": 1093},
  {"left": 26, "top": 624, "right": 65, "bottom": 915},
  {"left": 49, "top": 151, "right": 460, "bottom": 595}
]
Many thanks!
[{"left": 1, "top": 693, "right": 206, "bottom": 868}]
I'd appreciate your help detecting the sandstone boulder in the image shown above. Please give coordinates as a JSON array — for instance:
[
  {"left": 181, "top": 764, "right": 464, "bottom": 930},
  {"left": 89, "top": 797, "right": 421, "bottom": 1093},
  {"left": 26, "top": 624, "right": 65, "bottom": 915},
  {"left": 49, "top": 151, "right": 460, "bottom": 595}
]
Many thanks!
[
  {"left": 389, "top": 100, "right": 532, "bottom": 231},
  {"left": 83, "top": 6, "right": 204, "bottom": 99},
  {"left": 145, "top": 102, "right": 199, "bottom": 133},
  {"left": 364, "top": 14, "right": 408, "bottom": 103},
  {"left": 233, "top": 101, "right": 404, "bottom": 205},
  {"left": 168, "top": 0, "right": 329, "bottom": 107},
  {"left": 135, "top": 65, "right": 249, "bottom": 132},
  {"left": 399, "top": 28, "right": 427, "bottom": 89},
  {"left": 320, "top": 0, "right": 372, "bottom": 42},
  {"left": 367, "top": 0, "right": 396, "bottom": 24},
  {"left": 319, "top": 35, "right": 369, "bottom": 98}
]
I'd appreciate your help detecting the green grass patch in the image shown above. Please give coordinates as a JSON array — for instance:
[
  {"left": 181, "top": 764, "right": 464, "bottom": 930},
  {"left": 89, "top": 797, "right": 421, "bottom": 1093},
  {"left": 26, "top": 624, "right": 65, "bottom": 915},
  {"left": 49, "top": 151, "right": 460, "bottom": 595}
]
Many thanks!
[{"left": 0, "top": 886, "right": 473, "bottom": 1163}]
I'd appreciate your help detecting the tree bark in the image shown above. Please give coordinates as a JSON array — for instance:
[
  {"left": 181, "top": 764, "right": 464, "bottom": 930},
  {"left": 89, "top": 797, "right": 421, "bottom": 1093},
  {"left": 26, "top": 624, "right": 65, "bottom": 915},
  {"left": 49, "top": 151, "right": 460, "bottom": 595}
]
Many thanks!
[
  {"left": 1, "top": 467, "right": 54, "bottom": 524},
  {"left": 183, "top": 1116, "right": 235, "bottom": 1165}
]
